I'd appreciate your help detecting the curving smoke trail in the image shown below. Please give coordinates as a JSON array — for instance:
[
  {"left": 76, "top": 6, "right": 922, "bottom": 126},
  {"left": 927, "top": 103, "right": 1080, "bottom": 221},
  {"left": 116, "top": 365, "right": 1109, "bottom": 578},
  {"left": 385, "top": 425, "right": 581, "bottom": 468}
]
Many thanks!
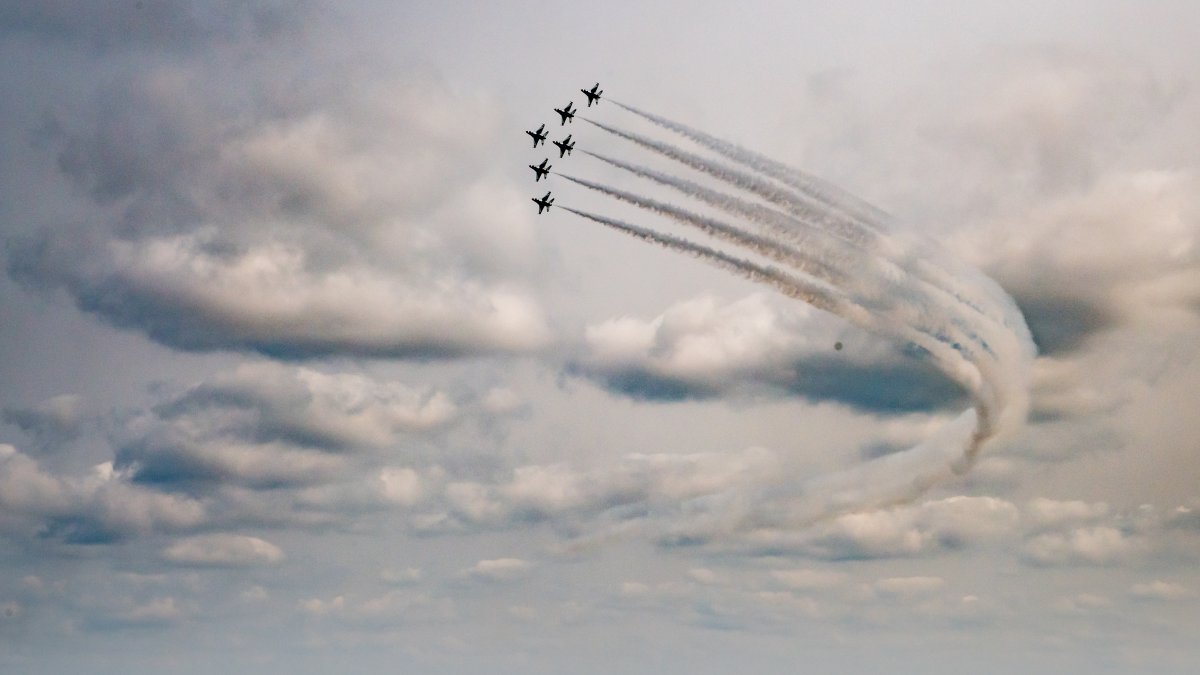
[
  {"left": 582, "top": 115, "right": 1013, "bottom": 333},
  {"left": 574, "top": 150, "right": 999, "bottom": 359},
  {"left": 554, "top": 101, "right": 1036, "bottom": 529}
]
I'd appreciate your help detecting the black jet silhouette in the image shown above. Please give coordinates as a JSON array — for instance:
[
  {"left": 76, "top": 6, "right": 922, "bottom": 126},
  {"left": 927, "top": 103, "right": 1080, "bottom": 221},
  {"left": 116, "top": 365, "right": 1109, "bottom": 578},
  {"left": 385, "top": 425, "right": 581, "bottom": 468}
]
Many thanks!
[
  {"left": 554, "top": 101, "right": 576, "bottom": 125},
  {"left": 529, "top": 158, "right": 551, "bottom": 181},
  {"left": 553, "top": 135, "right": 574, "bottom": 158},
  {"left": 532, "top": 191, "right": 554, "bottom": 214},
  {"left": 526, "top": 123, "right": 548, "bottom": 148},
  {"left": 580, "top": 83, "right": 603, "bottom": 107}
]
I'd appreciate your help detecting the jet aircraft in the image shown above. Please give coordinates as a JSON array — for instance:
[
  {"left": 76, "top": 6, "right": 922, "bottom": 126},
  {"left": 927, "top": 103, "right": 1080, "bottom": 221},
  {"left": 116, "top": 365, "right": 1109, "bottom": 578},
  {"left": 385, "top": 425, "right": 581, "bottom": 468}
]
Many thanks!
[
  {"left": 554, "top": 101, "right": 576, "bottom": 125},
  {"left": 553, "top": 135, "right": 574, "bottom": 158},
  {"left": 529, "top": 158, "right": 551, "bottom": 182},
  {"left": 532, "top": 191, "right": 554, "bottom": 214},
  {"left": 526, "top": 123, "right": 548, "bottom": 147},
  {"left": 580, "top": 83, "right": 603, "bottom": 107}
]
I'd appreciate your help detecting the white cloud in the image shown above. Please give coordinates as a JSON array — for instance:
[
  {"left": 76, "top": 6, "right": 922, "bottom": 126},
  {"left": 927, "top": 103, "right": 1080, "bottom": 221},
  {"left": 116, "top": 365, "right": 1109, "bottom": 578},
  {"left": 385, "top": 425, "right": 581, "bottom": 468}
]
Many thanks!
[
  {"left": 162, "top": 534, "right": 284, "bottom": 568},
  {"left": 1023, "top": 498, "right": 1110, "bottom": 530},
  {"left": 1021, "top": 526, "right": 1138, "bottom": 566},
  {"left": 0, "top": 444, "right": 205, "bottom": 542},
  {"left": 464, "top": 558, "right": 532, "bottom": 583},
  {"left": 1129, "top": 580, "right": 1193, "bottom": 601},
  {"left": 11, "top": 55, "right": 553, "bottom": 360}
]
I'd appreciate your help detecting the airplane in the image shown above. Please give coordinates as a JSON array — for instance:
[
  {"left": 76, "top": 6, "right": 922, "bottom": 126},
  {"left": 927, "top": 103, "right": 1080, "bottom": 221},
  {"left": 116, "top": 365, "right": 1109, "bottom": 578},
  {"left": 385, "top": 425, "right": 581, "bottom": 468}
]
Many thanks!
[
  {"left": 553, "top": 135, "right": 574, "bottom": 158},
  {"left": 580, "top": 83, "right": 602, "bottom": 107},
  {"left": 526, "top": 123, "right": 548, "bottom": 148},
  {"left": 529, "top": 158, "right": 551, "bottom": 181},
  {"left": 532, "top": 191, "right": 554, "bottom": 214},
  {"left": 554, "top": 101, "right": 576, "bottom": 125}
]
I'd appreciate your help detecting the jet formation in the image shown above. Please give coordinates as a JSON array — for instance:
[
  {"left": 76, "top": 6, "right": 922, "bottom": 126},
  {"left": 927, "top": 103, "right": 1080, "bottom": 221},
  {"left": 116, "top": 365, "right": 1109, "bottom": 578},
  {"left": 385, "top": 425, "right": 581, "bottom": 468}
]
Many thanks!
[{"left": 527, "top": 83, "right": 600, "bottom": 214}]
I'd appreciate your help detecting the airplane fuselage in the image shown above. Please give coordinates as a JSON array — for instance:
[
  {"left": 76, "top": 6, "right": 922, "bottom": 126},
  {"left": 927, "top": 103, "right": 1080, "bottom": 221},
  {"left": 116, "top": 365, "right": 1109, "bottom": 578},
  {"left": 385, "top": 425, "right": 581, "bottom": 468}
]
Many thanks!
[
  {"left": 526, "top": 125, "right": 547, "bottom": 147},
  {"left": 581, "top": 83, "right": 602, "bottom": 107},
  {"left": 532, "top": 191, "right": 554, "bottom": 214},
  {"left": 554, "top": 103, "right": 576, "bottom": 125},
  {"left": 529, "top": 159, "right": 551, "bottom": 181}
]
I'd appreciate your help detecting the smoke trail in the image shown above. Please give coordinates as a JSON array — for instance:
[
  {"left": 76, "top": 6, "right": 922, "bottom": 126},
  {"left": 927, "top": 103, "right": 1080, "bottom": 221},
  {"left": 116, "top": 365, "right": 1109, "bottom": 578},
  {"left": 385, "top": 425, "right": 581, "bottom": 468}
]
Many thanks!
[
  {"left": 582, "top": 116, "right": 1011, "bottom": 329},
  {"left": 561, "top": 206, "right": 986, "bottom": 407},
  {"left": 558, "top": 98, "right": 1036, "bottom": 536},
  {"left": 578, "top": 149, "right": 999, "bottom": 358},
  {"left": 609, "top": 98, "right": 890, "bottom": 229},
  {"left": 558, "top": 173, "right": 847, "bottom": 287},
  {"left": 560, "top": 206, "right": 843, "bottom": 312},
  {"left": 582, "top": 117, "right": 872, "bottom": 247}
]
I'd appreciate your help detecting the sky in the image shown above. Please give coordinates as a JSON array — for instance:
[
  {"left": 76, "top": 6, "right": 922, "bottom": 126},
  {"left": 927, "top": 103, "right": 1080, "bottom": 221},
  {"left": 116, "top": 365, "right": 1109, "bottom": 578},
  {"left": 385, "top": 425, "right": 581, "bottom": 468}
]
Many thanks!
[{"left": 1, "top": 1, "right": 1199, "bottom": 673}]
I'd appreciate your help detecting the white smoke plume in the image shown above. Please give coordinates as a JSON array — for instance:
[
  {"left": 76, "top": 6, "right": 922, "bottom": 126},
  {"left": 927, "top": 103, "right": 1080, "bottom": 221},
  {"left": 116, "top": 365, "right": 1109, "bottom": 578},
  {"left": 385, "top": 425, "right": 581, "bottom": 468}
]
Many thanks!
[{"left": 556, "top": 100, "right": 1037, "bottom": 533}]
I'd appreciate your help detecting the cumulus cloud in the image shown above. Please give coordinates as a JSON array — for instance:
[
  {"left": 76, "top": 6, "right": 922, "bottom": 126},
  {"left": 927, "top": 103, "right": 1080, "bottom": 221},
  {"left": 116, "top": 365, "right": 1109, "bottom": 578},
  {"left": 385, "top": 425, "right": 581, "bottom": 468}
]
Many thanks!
[
  {"left": 6, "top": 23, "right": 551, "bottom": 360},
  {"left": 737, "top": 496, "right": 1021, "bottom": 560},
  {"left": 0, "top": 1, "right": 308, "bottom": 53},
  {"left": 1021, "top": 526, "right": 1139, "bottom": 567},
  {"left": 1023, "top": 498, "right": 1110, "bottom": 531},
  {"left": 0, "top": 444, "right": 205, "bottom": 544},
  {"left": 1129, "top": 580, "right": 1192, "bottom": 601},
  {"left": 464, "top": 557, "right": 532, "bottom": 583},
  {"left": 2, "top": 394, "right": 86, "bottom": 449},
  {"left": 114, "top": 363, "right": 477, "bottom": 490},
  {"left": 162, "top": 533, "right": 284, "bottom": 568},
  {"left": 570, "top": 294, "right": 965, "bottom": 412}
]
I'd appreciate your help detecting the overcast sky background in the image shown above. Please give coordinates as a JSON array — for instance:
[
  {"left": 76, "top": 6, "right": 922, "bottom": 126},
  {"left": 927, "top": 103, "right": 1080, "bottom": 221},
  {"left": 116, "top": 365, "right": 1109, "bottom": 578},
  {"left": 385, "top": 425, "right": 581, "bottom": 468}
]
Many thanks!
[{"left": 1, "top": 2, "right": 1199, "bottom": 673}]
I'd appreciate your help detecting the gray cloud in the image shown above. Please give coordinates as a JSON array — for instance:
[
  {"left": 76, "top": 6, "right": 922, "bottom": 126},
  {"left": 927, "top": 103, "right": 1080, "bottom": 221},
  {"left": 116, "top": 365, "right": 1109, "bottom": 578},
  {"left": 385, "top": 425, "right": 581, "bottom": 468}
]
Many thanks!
[
  {"left": 3, "top": 394, "right": 86, "bottom": 451},
  {"left": 0, "top": 444, "right": 205, "bottom": 545},
  {"left": 569, "top": 294, "right": 966, "bottom": 413},
  {"left": 0, "top": 0, "right": 311, "bottom": 53},
  {"left": 5, "top": 17, "right": 551, "bottom": 361}
]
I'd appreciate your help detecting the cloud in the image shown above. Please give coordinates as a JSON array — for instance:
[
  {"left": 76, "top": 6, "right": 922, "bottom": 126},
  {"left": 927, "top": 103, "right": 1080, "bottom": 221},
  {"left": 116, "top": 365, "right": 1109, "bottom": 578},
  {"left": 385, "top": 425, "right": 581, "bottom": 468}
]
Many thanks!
[
  {"left": 1021, "top": 526, "right": 1139, "bottom": 567},
  {"left": 1023, "top": 498, "right": 1110, "bottom": 531},
  {"left": 463, "top": 558, "right": 532, "bottom": 583},
  {"left": 161, "top": 533, "right": 284, "bottom": 568},
  {"left": 0, "top": 1, "right": 308, "bottom": 52},
  {"left": 114, "top": 363, "right": 477, "bottom": 490},
  {"left": 1129, "top": 580, "right": 1192, "bottom": 601},
  {"left": 152, "top": 362, "right": 460, "bottom": 451},
  {"left": 570, "top": 294, "right": 965, "bottom": 412},
  {"left": 2, "top": 394, "right": 86, "bottom": 449},
  {"left": 90, "top": 596, "right": 183, "bottom": 629},
  {"left": 6, "top": 33, "right": 552, "bottom": 361},
  {"left": 0, "top": 445, "right": 205, "bottom": 544}
]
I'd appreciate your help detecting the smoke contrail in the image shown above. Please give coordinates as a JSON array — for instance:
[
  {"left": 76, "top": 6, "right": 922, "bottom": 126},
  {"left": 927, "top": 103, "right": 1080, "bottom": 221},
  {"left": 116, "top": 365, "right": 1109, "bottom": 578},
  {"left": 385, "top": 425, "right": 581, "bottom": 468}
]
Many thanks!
[
  {"left": 560, "top": 206, "right": 843, "bottom": 312},
  {"left": 609, "top": 98, "right": 891, "bottom": 229},
  {"left": 556, "top": 99, "right": 1035, "bottom": 534},
  {"left": 582, "top": 116, "right": 1011, "bottom": 329},
  {"left": 577, "top": 149, "right": 1000, "bottom": 358},
  {"left": 558, "top": 173, "right": 847, "bottom": 287}
]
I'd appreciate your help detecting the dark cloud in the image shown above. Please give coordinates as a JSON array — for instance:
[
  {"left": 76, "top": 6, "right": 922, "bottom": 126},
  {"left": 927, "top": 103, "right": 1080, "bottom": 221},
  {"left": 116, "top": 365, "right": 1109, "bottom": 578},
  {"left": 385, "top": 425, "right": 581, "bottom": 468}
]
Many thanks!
[
  {"left": 0, "top": 1, "right": 311, "bottom": 52},
  {"left": 1012, "top": 294, "right": 1114, "bottom": 356},
  {"left": 3, "top": 394, "right": 85, "bottom": 451},
  {"left": 569, "top": 294, "right": 967, "bottom": 414},
  {"left": 573, "top": 355, "right": 965, "bottom": 414}
]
